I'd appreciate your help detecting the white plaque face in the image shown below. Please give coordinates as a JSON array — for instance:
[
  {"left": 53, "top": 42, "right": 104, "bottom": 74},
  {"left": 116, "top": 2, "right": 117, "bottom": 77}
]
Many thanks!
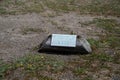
[{"left": 51, "top": 34, "right": 77, "bottom": 47}]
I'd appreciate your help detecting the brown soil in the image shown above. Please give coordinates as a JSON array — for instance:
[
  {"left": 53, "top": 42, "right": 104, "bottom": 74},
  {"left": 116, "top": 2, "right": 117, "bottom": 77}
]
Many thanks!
[{"left": 0, "top": 12, "right": 119, "bottom": 61}]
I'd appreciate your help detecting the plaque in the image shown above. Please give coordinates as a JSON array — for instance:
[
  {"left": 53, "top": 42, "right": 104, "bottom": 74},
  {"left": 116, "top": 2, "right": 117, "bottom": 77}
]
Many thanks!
[{"left": 51, "top": 34, "right": 77, "bottom": 47}]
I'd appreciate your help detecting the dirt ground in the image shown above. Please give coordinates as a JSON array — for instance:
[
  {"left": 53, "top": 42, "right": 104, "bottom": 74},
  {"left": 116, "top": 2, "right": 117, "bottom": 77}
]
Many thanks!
[
  {"left": 0, "top": 12, "right": 119, "bottom": 61},
  {"left": 0, "top": 12, "right": 120, "bottom": 80},
  {"left": 0, "top": 0, "right": 120, "bottom": 80}
]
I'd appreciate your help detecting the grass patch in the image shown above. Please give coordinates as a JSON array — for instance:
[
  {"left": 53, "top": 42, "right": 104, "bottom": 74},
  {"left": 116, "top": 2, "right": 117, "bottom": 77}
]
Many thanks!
[
  {"left": 0, "top": 7, "right": 7, "bottom": 14},
  {"left": 87, "top": 38, "right": 101, "bottom": 50},
  {"left": 56, "top": 26, "right": 71, "bottom": 32},
  {"left": 51, "top": 21, "right": 58, "bottom": 26},
  {"left": 0, "top": 54, "right": 65, "bottom": 79},
  {"left": 0, "top": 0, "right": 120, "bottom": 16},
  {"left": 43, "top": 0, "right": 76, "bottom": 12},
  {"left": 21, "top": 72, "right": 54, "bottom": 80},
  {"left": 0, "top": 60, "right": 10, "bottom": 80},
  {"left": 31, "top": 45, "right": 40, "bottom": 51},
  {"left": 21, "top": 28, "right": 45, "bottom": 35},
  {"left": 79, "top": 0, "right": 120, "bottom": 16},
  {"left": 23, "top": 3, "right": 44, "bottom": 13},
  {"left": 82, "top": 18, "right": 120, "bottom": 33},
  {"left": 104, "top": 36, "right": 120, "bottom": 48},
  {"left": 92, "top": 18, "right": 119, "bottom": 33},
  {"left": 73, "top": 67, "right": 87, "bottom": 75},
  {"left": 86, "top": 18, "right": 120, "bottom": 49},
  {"left": 94, "top": 19, "right": 120, "bottom": 48},
  {"left": 85, "top": 53, "right": 114, "bottom": 62},
  {"left": 113, "top": 53, "right": 120, "bottom": 64},
  {"left": 13, "top": 54, "right": 65, "bottom": 73}
]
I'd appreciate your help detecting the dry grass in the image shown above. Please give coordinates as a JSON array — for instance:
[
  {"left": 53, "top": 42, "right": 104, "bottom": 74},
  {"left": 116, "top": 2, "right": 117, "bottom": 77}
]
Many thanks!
[
  {"left": 0, "top": 0, "right": 120, "bottom": 16},
  {"left": 0, "top": 0, "right": 120, "bottom": 80}
]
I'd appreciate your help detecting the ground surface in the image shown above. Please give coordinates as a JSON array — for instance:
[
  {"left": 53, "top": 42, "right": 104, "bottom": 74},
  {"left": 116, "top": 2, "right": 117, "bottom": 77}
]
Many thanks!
[
  {"left": 0, "top": 0, "right": 120, "bottom": 80},
  {"left": 0, "top": 13, "right": 113, "bottom": 61}
]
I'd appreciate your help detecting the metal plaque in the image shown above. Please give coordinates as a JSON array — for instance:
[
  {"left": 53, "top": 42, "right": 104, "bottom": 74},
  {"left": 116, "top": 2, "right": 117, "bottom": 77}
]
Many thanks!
[{"left": 51, "top": 34, "right": 77, "bottom": 47}]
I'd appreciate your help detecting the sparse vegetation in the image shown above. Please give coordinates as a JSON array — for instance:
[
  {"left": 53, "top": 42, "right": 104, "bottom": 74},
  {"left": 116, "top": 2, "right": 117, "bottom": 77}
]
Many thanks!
[
  {"left": 0, "top": 0, "right": 120, "bottom": 80},
  {"left": 88, "top": 38, "right": 101, "bottom": 50},
  {"left": 92, "top": 18, "right": 119, "bottom": 33},
  {"left": 91, "top": 18, "right": 120, "bottom": 48},
  {"left": 32, "top": 45, "right": 40, "bottom": 51},
  {"left": 56, "top": 26, "right": 72, "bottom": 32},
  {"left": 70, "top": 30, "right": 76, "bottom": 35},
  {"left": 0, "top": 0, "right": 120, "bottom": 16},
  {"left": 0, "top": 60, "right": 10, "bottom": 80},
  {"left": 21, "top": 27, "right": 45, "bottom": 35},
  {"left": 0, "top": 54, "right": 65, "bottom": 79},
  {"left": 84, "top": 53, "right": 114, "bottom": 62},
  {"left": 51, "top": 21, "right": 58, "bottom": 26},
  {"left": 73, "top": 67, "right": 87, "bottom": 75}
]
